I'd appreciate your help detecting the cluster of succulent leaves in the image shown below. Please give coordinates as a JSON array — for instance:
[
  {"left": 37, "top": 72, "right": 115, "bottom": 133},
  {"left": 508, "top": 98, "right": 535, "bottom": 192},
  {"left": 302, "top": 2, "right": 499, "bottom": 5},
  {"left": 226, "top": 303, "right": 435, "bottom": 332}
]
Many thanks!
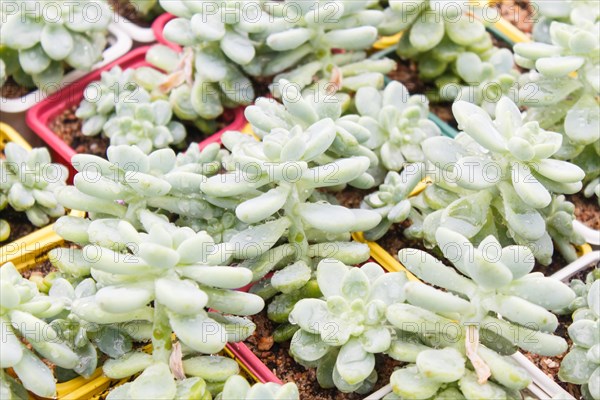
[
  {"left": 76, "top": 66, "right": 188, "bottom": 154},
  {"left": 1, "top": 262, "right": 88, "bottom": 397},
  {"left": 289, "top": 260, "right": 408, "bottom": 393},
  {"left": 204, "top": 98, "right": 381, "bottom": 324},
  {"left": 54, "top": 144, "right": 227, "bottom": 231},
  {"left": 406, "top": 97, "right": 585, "bottom": 265},
  {"left": 514, "top": 19, "right": 600, "bottom": 205},
  {"left": 216, "top": 375, "right": 300, "bottom": 400},
  {"left": 48, "top": 207, "right": 264, "bottom": 399},
  {"left": 385, "top": 228, "right": 575, "bottom": 399},
  {"left": 383, "top": 0, "right": 518, "bottom": 109},
  {"left": 0, "top": 143, "right": 68, "bottom": 242},
  {"left": 0, "top": 0, "right": 111, "bottom": 91},
  {"left": 559, "top": 268, "right": 600, "bottom": 400},
  {"left": 531, "top": 0, "right": 599, "bottom": 43},
  {"left": 253, "top": 0, "right": 395, "bottom": 96}
]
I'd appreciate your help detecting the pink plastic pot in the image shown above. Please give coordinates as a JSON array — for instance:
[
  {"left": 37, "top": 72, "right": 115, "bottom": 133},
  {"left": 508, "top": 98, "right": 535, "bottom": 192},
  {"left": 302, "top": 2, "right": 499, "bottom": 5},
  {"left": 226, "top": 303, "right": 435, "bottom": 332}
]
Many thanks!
[
  {"left": 226, "top": 277, "right": 281, "bottom": 384},
  {"left": 152, "top": 13, "right": 180, "bottom": 51},
  {"left": 26, "top": 45, "right": 246, "bottom": 183}
]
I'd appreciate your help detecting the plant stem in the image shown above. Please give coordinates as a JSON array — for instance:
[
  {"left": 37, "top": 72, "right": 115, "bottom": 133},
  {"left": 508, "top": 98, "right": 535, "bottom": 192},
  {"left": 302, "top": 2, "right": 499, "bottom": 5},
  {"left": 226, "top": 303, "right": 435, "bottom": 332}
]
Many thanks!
[{"left": 152, "top": 302, "right": 172, "bottom": 363}]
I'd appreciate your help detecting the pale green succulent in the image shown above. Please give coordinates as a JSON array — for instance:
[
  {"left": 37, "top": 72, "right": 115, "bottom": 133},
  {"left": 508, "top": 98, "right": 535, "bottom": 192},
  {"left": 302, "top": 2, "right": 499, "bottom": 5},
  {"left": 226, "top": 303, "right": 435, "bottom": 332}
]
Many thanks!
[
  {"left": 383, "top": 0, "right": 495, "bottom": 89},
  {"left": 47, "top": 278, "right": 138, "bottom": 381},
  {"left": 49, "top": 209, "right": 263, "bottom": 398},
  {"left": 542, "top": 196, "right": 585, "bottom": 262},
  {"left": 387, "top": 227, "right": 574, "bottom": 397},
  {"left": 384, "top": 347, "right": 531, "bottom": 400},
  {"left": 102, "top": 96, "right": 187, "bottom": 154},
  {"left": 202, "top": 113, "right": 379, "bottom": 323},
  {"left": 127, "top": 0, "right": 162, "bottom": 19},
  {"left": 558, "top": 269, "right": 599, "bottom": 400},
  {"left": 0, "top": 191, "right": 8, "bottom": 241},
  {"left": 252, "top": 0, "right": 393, "bottom": 95},
  {"left": 397, "top": 228, "right": 574, "bottom": 356},
  {"left": 0, "top": 262, "right": 79, "bottom": 398},
  {"left": 156, "top": 0, "right": 265, "bottom": 120},
  {"left": 531, "top": 0, "right": 599, "bottom": 43},
  {"left": 514, "top": 20, "right": 600, "bottom": 204},
  {"left": 0, "top": 0, "right": 111, "bottom": 91},
  {"left": 0, "top": 142, "right": 68, "bottom": 227},
  {"left": 216, "top": 375, "right": 299, "bottom": 400},
  {"left": 105, "top": 353, "right": 243, "bottom": 400},
  {"left": 361, "top": 163, "right": 425, "bottom": 241},
  {"left": 75, "top": 66, "right": 188, "bottom": 153},
  {"left": 76, "top": 66, "right": 145, "bottom": 137},
  {"left": 419, "top": 97, "right": 585, "bottom": 265},
  {"left": 354, "top": 81, "right": 440, "bottom": 172},
  {"left": 289, "top": 260, "right": 407, "bottom": 393},
  {"left": 245, "top": 78, "right": 380, "bottom": 188},
  {"left": 55, "top": 144, "right": 223, "bottom": 229},
  {"left": 439, "top": 48, "right": 520, "bottom": 117}
]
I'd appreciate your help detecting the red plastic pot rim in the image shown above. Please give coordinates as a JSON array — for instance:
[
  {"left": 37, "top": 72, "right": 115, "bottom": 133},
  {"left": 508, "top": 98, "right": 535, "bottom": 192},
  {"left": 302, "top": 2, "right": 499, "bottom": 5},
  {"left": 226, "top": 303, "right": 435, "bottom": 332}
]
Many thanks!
[{"left": 152, "top": 13, "right": 180, "bottom": 51}]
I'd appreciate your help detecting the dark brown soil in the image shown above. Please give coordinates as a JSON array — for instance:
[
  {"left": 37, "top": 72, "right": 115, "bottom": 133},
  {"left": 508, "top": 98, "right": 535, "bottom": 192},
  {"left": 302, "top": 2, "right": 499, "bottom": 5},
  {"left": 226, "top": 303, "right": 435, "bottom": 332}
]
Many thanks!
[
  {"left": 108, "top": 0, "right": 154, "bottom": 26},
  {"left": 51, "top": 105, "right": 109, "bottom": 157},
  {"left": 1, "top": 77, "right": 31, "bottom": 99},
  {"left": 377, "top": 220, "right": 435, "bottom": 260},
  {"left": 569, "top": 193, "right": 600, "bottom": 230},
  {"left": 246, "top": 311, "right": 403, "bottom": 400},
  {"left": 495, "top": 0, "right": 535, "bottom": 34},
  {"left": 20, "top": 259, "right": 56, "bottom": 280},
  {"left": 334, "top": 187, "right": 373, "bottom": 209},
  {"left": 2, "top": 207, "right": 37, "bottom": 243},
  {"left": 535, "top": 252, "right": 569, "bottom": 276}
]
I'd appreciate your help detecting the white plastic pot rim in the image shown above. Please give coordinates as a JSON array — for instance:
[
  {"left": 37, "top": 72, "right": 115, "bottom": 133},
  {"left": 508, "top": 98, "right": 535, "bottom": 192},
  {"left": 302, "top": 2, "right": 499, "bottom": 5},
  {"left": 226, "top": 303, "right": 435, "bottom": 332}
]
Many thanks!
[
  {"left": 511, "top": 352, "right": 575, "bottom": 400},
  {"left": 573, "top": 220, "right": 600, "bottom": 246},
  {"left": 113, "top": 14, "right": 156, "bottom": 42},
  {"left": 552, "top": 250, "right": 600, "bottom": 282},
  {"left": 0, "top": 23, "right": 133, "bottom": 114},
  {"left": 363, "top": 384, "right": 392, "bottom": 400}
]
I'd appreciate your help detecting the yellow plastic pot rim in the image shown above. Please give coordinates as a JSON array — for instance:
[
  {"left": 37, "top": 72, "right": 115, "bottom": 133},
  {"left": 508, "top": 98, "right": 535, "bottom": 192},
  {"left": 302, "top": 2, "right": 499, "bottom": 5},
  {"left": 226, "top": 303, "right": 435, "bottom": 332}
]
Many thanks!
[{"left": 0, "top": 122, "right": 31, "bottom": 151}]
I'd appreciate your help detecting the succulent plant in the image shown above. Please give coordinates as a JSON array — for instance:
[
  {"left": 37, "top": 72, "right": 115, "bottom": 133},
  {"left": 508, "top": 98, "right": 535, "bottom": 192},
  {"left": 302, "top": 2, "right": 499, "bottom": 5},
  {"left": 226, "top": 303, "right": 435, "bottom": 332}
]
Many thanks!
[
  {"left": 244, "top": 78, "right": 381, "bottom": 188},
  {"left": 105, "top": 352, "right": 243, "bottom": 400},
  {"left": 531, "top": 0, "right": 599, "bottom": 43},
  {"left": 127, "top": 0, "right": 162, "bottom": 19},
  {"left": 354, "top": 81, "right": 440, "bottom": 172},
  {"left": 383, "top": 1, "right": 498, "bottom": 93},
  {"left": 361, "top": 163, "right": 425, "bottom": 241},
  {"left": 418, "top": 97, "right": 585, "bottom": 265},
  {"left": 394, "top": 227, "right": 574, "bottom": 389},
  {"left": 55, "top": 144, "right": 224, "bottom": 229},
  {"left": 76, "top": 66, "right": 145, "bottom": 136},
  {"left": 1, "top": 142, "right": 68, "bottom": 227},
  {"left": 202, "top": 110, "right": 380, "bottom": 323},
  {"left": 155, "top": 0, "right": 265, "bottom": 120},
  {"left": 438, "top": 48, "right": 520, "bottom": 116},
  {"left": 251, "top": 0, "right": 394, "bottom": 96},
  {"left": 46, "top": 277, "right": 137, "bottom": 380},
  {"left": 216, "top": 375, "right": 300, "bottom": 400},
  {"left": 541, "top": 195, "right": 586, "bottom": 262},
  {"left": 49, "top": 209, "right": 263, "bottom": 398},
  {"left": 0, "top": 59, "right": 6, "bottom": 87},
  {"left": 514, "top": 20, "right": 600, "bottom": 204},
  {"left": 559, "top": 269, "right": 599, "bottom": 400},
  {"left": 384, "top": 347, "right": 531, "bottom": 400},
  {"left": 0, "top": 262, "right": 79, "bottom": 398},
  {"left": 289, "top": 260, "right": 408, "bottom": 393},
  {"left": 0, "top": 0, "right": 111, "bottom": 91}
]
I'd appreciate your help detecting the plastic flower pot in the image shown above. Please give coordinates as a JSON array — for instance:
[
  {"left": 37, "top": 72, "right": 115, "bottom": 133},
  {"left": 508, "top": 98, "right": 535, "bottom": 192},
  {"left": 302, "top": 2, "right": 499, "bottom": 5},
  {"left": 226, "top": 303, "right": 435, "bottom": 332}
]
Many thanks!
[
  {"left": 152, "top": 13, "right": 180, "bottom": 51},
  {"left": 26, "top": 46, "right": 246, "bottom": 183},
  {"left": 0, "top": 24, "right": 132, "bottom": 114},
  {"left": 0, "top": 122, "right": 85, "bottom": 270}
]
